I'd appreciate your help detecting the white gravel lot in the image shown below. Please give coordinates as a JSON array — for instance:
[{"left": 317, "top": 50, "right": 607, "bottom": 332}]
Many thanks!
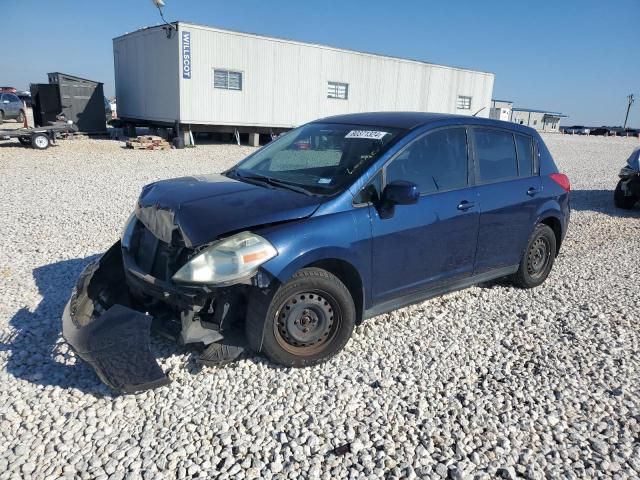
[{"left": 0, "top": 133, "right": 639, "bottom": 480}]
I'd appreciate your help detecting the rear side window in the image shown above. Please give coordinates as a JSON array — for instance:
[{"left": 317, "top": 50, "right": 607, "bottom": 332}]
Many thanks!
[
  {"left": 386, "top": 127, "right": 468, "bottom": 194},
  {"left": 474, "top": 129, "right": 518, "bottom": 182},
  {"left": 515, "top": 134, "right": 535, "bottom": 177}
]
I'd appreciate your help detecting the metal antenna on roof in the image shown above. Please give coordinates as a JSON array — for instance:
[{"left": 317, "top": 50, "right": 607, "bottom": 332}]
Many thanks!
[
  {"left": 472, "top": 107, "right": 486, "bottom": 117},
  {"left": 623, "top": 94, "right": 635, "bottom": 129},
  {"left": 151, "top": 0, "right": 176, "bottom": 38}
]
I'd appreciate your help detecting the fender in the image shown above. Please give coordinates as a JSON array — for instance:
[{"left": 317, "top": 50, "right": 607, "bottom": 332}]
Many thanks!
[
  {"left": 257, "top": 207, "right": 373, "bottom": 309},
  {"left": 535, "top": 197, "right": 569, "bottom": 242}
]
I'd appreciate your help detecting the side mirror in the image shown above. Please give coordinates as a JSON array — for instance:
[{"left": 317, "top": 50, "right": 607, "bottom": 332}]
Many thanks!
[
  {"left": 381, "top": 180, "right": 420, "bottom": 206},
  {"left": 378, "top": 181, "right": 419, "bottom": 219}
]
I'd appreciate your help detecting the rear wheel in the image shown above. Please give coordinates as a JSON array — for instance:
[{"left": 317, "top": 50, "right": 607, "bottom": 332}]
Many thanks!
[
  {"left": 614, "top": 180, "right": 637, "bottom": 209},
  {"left": 16, "top": 110, "right": 25, "bottom": 124},
  {"left": 246, "top": 268, "right": 355, "bottom": 367},
  {"left": 511, "top": 224, "right": 556, "bottom": 289}
]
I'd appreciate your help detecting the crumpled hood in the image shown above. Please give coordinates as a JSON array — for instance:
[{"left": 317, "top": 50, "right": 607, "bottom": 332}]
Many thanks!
[{"left": 135, "top": 174, "right": 322, "bottom": 247}]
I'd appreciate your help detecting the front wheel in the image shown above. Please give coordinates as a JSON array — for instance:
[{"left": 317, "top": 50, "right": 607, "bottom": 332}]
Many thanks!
[
  {"left": 614, "top": 180, "right": 637, "bottom": 209},
  {"left": 246, "top": 268, "right": 355, "bottom": 367},
  {"left": 511, "top": 224, "right": 557, "bottom": 289},
  {"left": 16, "top": 110, "right": 25, "bottom": 124}
]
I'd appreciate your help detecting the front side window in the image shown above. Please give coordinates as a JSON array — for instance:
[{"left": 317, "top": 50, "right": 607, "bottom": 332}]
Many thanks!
[
  {"left": 213, "top": 69, "right": 242, "bottom": 90},
  {"left": 386, "top": 128, "right": 469, "bottom": 194},
  {"left": 457, "top": 95, "right": 472, "bottom": 110},
  {"left": 474, "top": 129, "right": 518, "bottom": 183},
  {"left": 328, "top": 82, "right": 348, "bottom": 100},
  {"left": 231, "top": 123, "right": 403, "bottom": 195}
]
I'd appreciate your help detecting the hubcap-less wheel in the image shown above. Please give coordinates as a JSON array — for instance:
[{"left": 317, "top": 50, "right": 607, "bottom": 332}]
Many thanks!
[
  {"left": 274, "top": 291, "right": 341, "bottom": 356},
  {"left": 527, "top": 236, "right": 551, "bottom": 280}
]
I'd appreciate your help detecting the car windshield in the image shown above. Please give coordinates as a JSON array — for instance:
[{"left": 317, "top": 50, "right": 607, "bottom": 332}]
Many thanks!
[{"left": 230, "top": 122, "right": 404, "bottom": 195}]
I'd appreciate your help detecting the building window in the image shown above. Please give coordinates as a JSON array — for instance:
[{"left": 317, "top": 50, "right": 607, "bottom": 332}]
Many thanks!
[
  {"left": 457, "top": 95, "right": 472, "bottom": 110},
  {"left": 213, "top": 69, "right": 242, "bottom": 90},
  {"left": 328, "top": 82, "right": 348, "bottom": 100}
]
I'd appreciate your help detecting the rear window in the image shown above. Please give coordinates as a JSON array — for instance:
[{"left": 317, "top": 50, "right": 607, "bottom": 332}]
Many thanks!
[
  {"left": 474, "top": 129, "right": 518, "bottom": 182},
  {"left": 515, "top": 134, "right": 535, "bottom": 177}
]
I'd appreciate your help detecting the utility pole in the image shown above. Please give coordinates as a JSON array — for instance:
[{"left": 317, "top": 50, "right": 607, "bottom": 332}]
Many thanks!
[{"left": 623, "top": 94, "right": 635, "bottom": 129}]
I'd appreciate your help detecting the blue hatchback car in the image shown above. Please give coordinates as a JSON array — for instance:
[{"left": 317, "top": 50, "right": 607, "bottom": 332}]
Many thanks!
[{"left": 63, "top": 112, "right": 570, "bottom": 392}]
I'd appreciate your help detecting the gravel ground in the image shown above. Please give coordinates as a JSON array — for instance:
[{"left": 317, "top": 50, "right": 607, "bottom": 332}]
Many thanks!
[{"left": 0, "top": 133, "right": 639, "bottom": 480}]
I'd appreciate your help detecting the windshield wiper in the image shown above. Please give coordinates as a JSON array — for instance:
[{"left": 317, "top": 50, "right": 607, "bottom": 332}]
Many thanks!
[{"left": 235, "top": 171, "right": 314, "bottom": 196}]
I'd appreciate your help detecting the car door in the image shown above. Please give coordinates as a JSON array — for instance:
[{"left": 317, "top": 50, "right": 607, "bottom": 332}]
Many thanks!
[
  {"left": 0, "top": 94, "right": 8, "bottom": 118},
  {"left": 4, "top": 93, "right": 21, "bottom": 118},
  {"left": 471, "top": 128, "right": 544, "bottom": 273},
  {"left": 369, "top": 126, "right": 480, "bottom": 303}
]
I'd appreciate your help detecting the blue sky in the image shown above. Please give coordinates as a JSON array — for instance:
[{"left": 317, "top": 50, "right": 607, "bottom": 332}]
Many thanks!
[{"left": 3, "top": 0, "right": 638, "bottom": 127}]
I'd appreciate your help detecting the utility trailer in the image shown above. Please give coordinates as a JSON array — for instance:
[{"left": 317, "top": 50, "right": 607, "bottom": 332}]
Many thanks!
[{"left": 0, "top": 122, "right": 77, "bottom": 150}]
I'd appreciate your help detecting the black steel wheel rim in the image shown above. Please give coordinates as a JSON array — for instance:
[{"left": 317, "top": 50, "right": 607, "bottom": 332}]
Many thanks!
[
  {"left": 273, "top": 290, "right": 341, "bottom": 356},
  {"left": 527, "top": 235, "right": 551, "bottom": 279}
]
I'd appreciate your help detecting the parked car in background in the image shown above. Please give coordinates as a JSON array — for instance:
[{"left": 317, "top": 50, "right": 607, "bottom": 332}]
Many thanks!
[
  {"left": 607, "top": 127, "right": 625, "bottom": 137},
  {"left": 0, "top": 92, "right": 26, "bottom": 124},
  {"left": 17, "top": 92, "right": 32, "bottom": 109},
  {"left": 62, "top": 112, "right": 571, "bottom": 393},
  {"left": 104, "top": 96, "right": 112, "bottom": 122},
  {"left": 614, "top": 146, "right": 640, "bottom": 209},
  {"left": 589, "top": 127, "right": 613, "bottom": 136},
  {"left": 617, "top": 128, "right": 639, "bottom": 137},
  {"left": 565, "top": 125, "right": 590, "bottom": 135}
]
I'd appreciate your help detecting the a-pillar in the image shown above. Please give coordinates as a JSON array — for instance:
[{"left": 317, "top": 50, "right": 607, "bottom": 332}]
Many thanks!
[{"left": 248, "top": 132, "right": 260, "bottom": 147}]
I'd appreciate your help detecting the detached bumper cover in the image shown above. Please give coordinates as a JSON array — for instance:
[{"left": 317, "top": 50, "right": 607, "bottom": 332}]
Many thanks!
[
  {"left": 62, "top": 302, "right": 170, "bottom": 393},
  {"left": 62, "top": 243, "right": 170, "bottom": 393}
]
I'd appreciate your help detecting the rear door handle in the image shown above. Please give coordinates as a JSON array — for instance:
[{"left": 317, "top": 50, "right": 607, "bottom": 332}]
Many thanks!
[
  {"left": 457, "top": 200, "right": 475, "bottom": 211},
  {"left": 527, "top": 187, "right": 540, "bottom": 196}
]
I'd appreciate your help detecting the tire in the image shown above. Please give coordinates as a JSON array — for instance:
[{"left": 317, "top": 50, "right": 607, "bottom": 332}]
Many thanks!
[
  {"left": 0, "top": 110, "right": 4, "bottom": 125},
  {"left": 246, "top": 267, "right": 356, "bottom": 367},
  {"left": 511, "top": 224, "right": 557, "bottom": 289},
  {"left": 16, "top": 110, "right": 25, "bottom": 124},
  {"left": 31, "top": 133, "right": 50, "bottom": 150},
  {"left": 614, "top": 180, "right": 637, "bottom": 209}
]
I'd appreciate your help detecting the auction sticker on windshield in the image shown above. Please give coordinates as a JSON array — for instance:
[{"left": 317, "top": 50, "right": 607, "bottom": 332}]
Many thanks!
[{"left": 345, "top": 130, "right": 389, "bottom": 140}]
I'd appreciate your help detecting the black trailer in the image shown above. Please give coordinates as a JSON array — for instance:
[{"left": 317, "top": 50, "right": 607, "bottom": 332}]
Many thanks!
[
  {"left": 0, "top": 122, "right": 78, "bottom": 150},
  {"left": 31, "top": 73, "right": 107, "bottom": 134}
]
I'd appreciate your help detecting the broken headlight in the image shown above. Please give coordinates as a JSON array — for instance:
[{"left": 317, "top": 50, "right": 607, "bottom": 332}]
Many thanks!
[{"left": 172, "top": 231, "right": 277, "bottom": 285}]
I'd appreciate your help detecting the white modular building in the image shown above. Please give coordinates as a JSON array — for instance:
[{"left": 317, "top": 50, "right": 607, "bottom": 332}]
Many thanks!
[{"left": 113, "top": 22, "right": 495, "bottom": 144}]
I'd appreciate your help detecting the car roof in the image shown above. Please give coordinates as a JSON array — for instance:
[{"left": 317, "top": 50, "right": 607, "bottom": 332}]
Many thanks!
[{"left": 313, "top": 111, "right": 537, "bottom": 135}]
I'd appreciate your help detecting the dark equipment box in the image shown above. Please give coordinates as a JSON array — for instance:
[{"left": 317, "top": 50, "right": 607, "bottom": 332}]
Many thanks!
[{"left": 31, "top": 73, "right": 106, "bottom": 133}]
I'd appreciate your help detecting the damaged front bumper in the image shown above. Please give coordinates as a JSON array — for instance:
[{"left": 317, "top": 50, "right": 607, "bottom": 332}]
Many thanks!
[{"left": 62, "top": 241, "right": 258, "bottom": 394}]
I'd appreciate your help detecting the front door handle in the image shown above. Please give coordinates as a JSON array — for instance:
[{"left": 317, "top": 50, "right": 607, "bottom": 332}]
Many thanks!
[
  {"left": 457, "top": 200, "right": 475, "bottom": 211},
  {"left": 527, "top": 187, "right": 540, "bottom": 196}
]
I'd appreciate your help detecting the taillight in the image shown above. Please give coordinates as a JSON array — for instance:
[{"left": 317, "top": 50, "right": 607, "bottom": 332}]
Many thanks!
[{"left": 550, "top": 173, "right": 571, "bottom": 192}]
